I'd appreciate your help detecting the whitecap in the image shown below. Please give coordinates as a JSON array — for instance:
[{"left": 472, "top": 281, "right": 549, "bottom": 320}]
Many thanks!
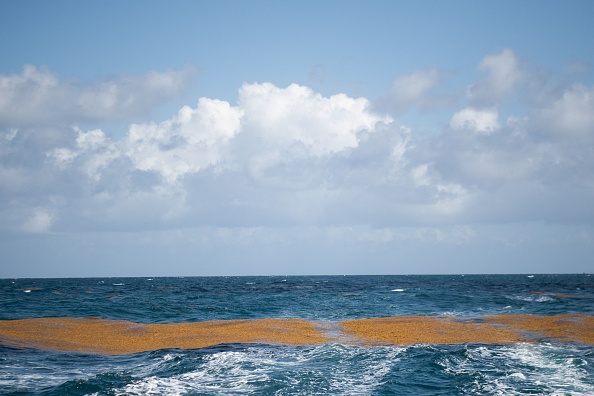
[
  {"left": 391, "top": 289, "right": 405, "bottom": 292},
  {"left": 507, "top": 294, "right": 555, "bottom": 303},
  {"left": 442, "top": 343, "right": 594, "bottom": 395},
  {"left": 439, "top": 310, "right": 469, "bottom": 317},
  {"left": 117, "top": 344, "right": 405, "bottom": 395}
]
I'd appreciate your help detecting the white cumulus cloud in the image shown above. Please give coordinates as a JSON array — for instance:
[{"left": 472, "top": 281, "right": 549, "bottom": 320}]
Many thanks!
[
  {"left": 2, "top": 50, "right": 594, "bottom": 238},
  {"left": 450, "top": 107, "right": 500, "bottom": 133},
  {"left": 239, "top": 82, "right": 391, "bottom": 156},
  {"left": 125, "top": 98, "right": 243, "bottom": 182}
]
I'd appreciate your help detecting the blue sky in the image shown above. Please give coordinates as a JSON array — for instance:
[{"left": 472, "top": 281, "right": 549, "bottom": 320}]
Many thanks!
[{"left": 1, "top": 1, "right": 594, "bottom": 277}]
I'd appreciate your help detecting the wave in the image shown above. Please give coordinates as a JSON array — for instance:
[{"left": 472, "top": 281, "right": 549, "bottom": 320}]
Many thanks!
[
  {"left": 3, "top": 343, "right": 592, "bottom": 395},
  {"left": 116, "top": 344, "right": 403, "bottom": 395},
  {"left": 440, "top": 343, "right": 594, "bottom": 395}
]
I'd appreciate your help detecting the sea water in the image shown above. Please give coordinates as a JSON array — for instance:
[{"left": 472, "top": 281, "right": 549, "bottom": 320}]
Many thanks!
[{"left": 1, "top": 274, "right": 593, "bottom": 395}]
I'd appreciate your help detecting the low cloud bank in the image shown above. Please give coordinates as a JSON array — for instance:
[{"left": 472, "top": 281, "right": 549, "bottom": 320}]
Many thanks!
[{"left": 1, "top": 50, "right": 593, "bottom": 239}]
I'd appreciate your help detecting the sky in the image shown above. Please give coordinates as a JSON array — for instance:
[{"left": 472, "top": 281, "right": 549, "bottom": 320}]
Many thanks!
[{"left": 1, "top": 0, "right": 594, "bottom": 277}]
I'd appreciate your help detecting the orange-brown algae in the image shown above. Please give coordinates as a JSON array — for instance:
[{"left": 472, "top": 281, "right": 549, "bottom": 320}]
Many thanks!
[
  {"left": 1, "top": 314, "right": 593, "bottom": 355},
  {"left": 340, "top": 316, "right": 526, "bottom": 345},
  {"left": 485, "top": 314, "right": 594, "bottom": 345},
  {"left": 0, "top": 317, "right": 328, "bottom": 355}
]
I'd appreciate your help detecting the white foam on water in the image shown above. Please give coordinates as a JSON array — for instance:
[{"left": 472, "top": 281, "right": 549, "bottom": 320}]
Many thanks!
[
  {"left": 0, "top": 358, "right": 106, "bottom": 392},
  {"left": 508, "top": 294, "right": 556, "bottom": 303},
  {"left": 119, "top": 376, "right": 190, "bottom": 396},
  {"left": 117, "top": 344, "right": 405, "bottom": 395},
  {"left": 534, "top": 295, "right": 555, "bottom": 302},
  {"left": 441, "top": 343, "right": 594, "bottom": 395},
  {"left": 4, "top": 343, "right": 592, "bottom": 395},
  {"left": 391, "top": 289, "right": 405, "bottom": 292},
  {"left": 324, "top": 344, "right": 403, "bottom": 394},
  {"left": 507, "top": 344, "right": 593, "bottom": 394},
  {"left": 162, "top": 353, "right": 176, "bottom": 361},
  {"left": 0, "top": 370, "right": 72, "bottom": 391},
  {"left": 119, "top": 349, "right": 279, "bottom": 395},
  {"left": 140, "top": 349, "right": 281, "bottom": 393},
  {"left": 438, "top": 310, "right": 480, "bottom": 317}
]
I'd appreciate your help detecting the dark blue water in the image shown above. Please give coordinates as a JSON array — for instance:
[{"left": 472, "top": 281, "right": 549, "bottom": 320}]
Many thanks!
[{"left": 1, "top": 274, "right": 593, "bottom": 395}]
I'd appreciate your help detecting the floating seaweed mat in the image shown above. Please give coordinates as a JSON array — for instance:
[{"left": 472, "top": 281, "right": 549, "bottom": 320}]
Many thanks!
[
  {"left": 341, "top": 314, "right": 594, "bottom": 345},
  {"left": 0, "top": 314, "right": 592, "bottom": 355},
  {"left": 0, "top": 317, "right": 328, "bottom": 355}
]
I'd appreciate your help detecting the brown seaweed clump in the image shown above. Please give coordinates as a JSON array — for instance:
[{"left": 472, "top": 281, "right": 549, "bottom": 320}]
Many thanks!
[
  {"left": 340, "top": 316, "right": 526, "bottom": 345},
  {"left": 486, "top": 314, "right": 594, "bottom": 345},
  {"left": 1, "top": 314, "right": 593, "bottom": 355},
  {"left": 0, "top": 317, "right": 328, "bottom": 355}
]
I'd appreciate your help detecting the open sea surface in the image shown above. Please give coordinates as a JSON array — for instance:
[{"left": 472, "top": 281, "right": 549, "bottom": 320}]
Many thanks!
[{"left": 1, "top": 274, "right": 593, "bottom": 395}]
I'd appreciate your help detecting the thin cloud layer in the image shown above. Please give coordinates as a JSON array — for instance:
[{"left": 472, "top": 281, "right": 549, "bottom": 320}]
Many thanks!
[
  {"left": 1, "top": 49, "right": 593, "bottom": 240},
  {"left": 0, "top": 65, "right": 193, "bottom": 126},
  {"left": 379, "top": 68, "right": 455, "bottom": 113},
  {"left": 468, "top": 48, "right": 523, "bottom": 105}
]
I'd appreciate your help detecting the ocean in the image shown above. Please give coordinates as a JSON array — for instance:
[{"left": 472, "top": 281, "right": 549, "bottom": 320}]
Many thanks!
[{"left": 1, "top": 274, "right": 593, "bottom": 395}]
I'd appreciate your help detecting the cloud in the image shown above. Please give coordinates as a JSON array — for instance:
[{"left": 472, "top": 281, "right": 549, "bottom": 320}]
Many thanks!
[
  {"left": 379, "top": 68, "right": 455, "bottom": 113},
  {"left": 531, "top": 83, "right": 594, "bottom": 141},
  {"left": 0, "top": 65, "right": 193, "bottom": 127},
  {"left": 2, "top": 50, "right": 594, "bottom": 239},
  {"left": 121, "top": 82, "right": 393, "bottom": 184},
  {"left": 1, "top": 81, "right": 398, "bottom": 232},
  {"left": 125, "top": 98, "right": 243, "bottom": 183},
  {"left": 238, "top": 82, "right": 391, "bottom": 156},
  {"left": 22, "top": 207, "right": 53, "bottom": 233},
  {"left": 49, "top": 126, "right": 121, "bottom": 181},
  {"left": 467, "top": 49, "right": 522, "bottom": 105},
  {"left": 450, "top": 107, "right": 499, "bottom": 133}
]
